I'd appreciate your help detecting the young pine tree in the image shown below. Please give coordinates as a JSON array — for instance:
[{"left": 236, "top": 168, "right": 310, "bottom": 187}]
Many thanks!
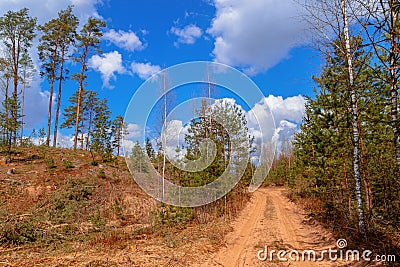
[
  {"left": 130, "top": 141, "right": 148, "bottom": 173},
  {"left": 111, "top": 115, "right": 128, "bottom": 156},
  {"left": 90, "top": 99, "right": 112, "bottom": 161}
]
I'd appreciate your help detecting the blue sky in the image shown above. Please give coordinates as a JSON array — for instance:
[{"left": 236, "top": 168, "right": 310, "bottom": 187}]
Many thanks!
[{"left": 0, "top": 0, "right": 323, "bottom": 148}]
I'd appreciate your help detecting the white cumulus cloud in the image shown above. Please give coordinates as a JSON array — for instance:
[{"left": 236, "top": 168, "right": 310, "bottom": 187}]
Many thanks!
[
  {"left": 0, "top": 0, "right": 102, "bottom": 25},
  {"left": 170, "top": 24, "right": 203, "bottom": 46},
  {"left": 122, "top": 139, "right": 135, "bottom": 156},
  {"left": 208, "top": 0, "right": 307, "bottom": 75},
  {"left": 247, "top": 95, "right": 306, "bottom": 145},
  {"left": 103, "top": 29, "right": 145, "bottom": 52},
  {"left": 163, "top": 120, "right": 189, "bottom": 160},
  {"left": 125, "top": 123, "right": 141, "bottom": 139},
  {"left": 88, "top": 51, "right": 126, "bottom": 88},
  {"left": 131, "top": 62, "right": 161, "bottom": 80},
  {"left": 262, "top": 94, "right": 307, "bottom": 124}
]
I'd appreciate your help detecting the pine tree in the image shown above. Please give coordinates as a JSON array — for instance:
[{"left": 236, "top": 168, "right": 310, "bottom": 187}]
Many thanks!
[
  {"left": 184, "top": 99, "right": 252, "bottom": 187},
  {"left": 299, "top": 0, "right": 367, "bottom": 236},
  {"left": 38, "top": 6, "right": 78, "bottom": 147},
  {"left": 62, "top": 90, "right": 79, "bottom": 127},
  {"left": 83, "top": 90, "right": 99, "bottom": 150},
  {"left": 291, "top": 35, "right": 391, "bottom": 234},
  {"left": 145, "top": 137, "right": 155, "bottom": 161},
  {"left": 0, "top": 8, "right": 36, "bottom": 144},
  {"left": 111, "top": 115, "right": 128, "bottom": 156},
  {"left": 19, "top": 52, "right": 35, "bottom": 143},
  {"left": 130, "top": 141, "right": 148, "bottom": 173},
  {"left": 0, "top": 56, "right": 12, "bottom": 147},
  {"left": 39, "top": 13, "right": 60, "bottom": 146},
  {"left": 90, "top": 99, "right": 112, "bottom": 161},
  {"left": 353, "top": 0, "right": 400, "bottom": 173},
  {"left": 38, "top": 127, "right": 45, "bottom": 146},
  {"left": 0, "top": 95, "right": 21, "bottom": 153},
  {"left": 62, "top": 90, "right": 85, "bottom": 148},
  {"left": 72, "top": 17, "right": 105, "bottom": 150},
  {"left": 62, "top": 89, "right": 100, "bottom": 149}
]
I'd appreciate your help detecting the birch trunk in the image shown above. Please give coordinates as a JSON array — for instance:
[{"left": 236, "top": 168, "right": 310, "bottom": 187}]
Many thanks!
[
  {"left": 388, "top": 1, "right": 400, "bottom": 172},
  {"left": 162, "top": 71, "right": 167, "bottom": 201},
  {"left": 341, "top": 0, "right": 367, "bottom": 236}
]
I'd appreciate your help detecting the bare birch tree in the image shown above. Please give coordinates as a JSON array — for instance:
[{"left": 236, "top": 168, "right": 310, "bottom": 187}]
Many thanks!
[
  {"left": 152, "top": 70, "right": 174, "bottom": 201},
  {"left": 298, "top": 0, "right": 367, "bottom": 235}
]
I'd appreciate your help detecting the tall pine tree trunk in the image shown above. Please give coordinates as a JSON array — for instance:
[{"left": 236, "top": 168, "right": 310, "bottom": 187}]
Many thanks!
[
  {"left": 46, "top": 80, "right": 54, "bottom": 146},
  {"left": 74, "top": 47, "right": 88, "bottom": 150},
  {"left": 53, "top": 48, "right": 65, "bottom": 147},
  {"left": 20, "top": 70, "right": 25, "bottom": 141},
  {"left": 355, "top": 104, "right": 373, "bottom": 211},
  {"left": 12, "top": 42, "right": 20, "bottom": 145},
  {"left": 5, "top": 77, "right": 10, "bottom": 152},
  {"left": 341, "top": 0, "right": 367, "bottom": 236},
  {"left": 85, "top": 106, "right": 93, "bottom": 150},
  {"left": 46, "top": 37, "right": 59, "bottom": 146},
  {"left": 116, "top": 129, "right": 120, "bottom": 156},
  {"left": 81, "top": 109, "right": 85, "bottom": 149},
  {"left": 74, "top": 86, "right": 82, "bottom": 150}
]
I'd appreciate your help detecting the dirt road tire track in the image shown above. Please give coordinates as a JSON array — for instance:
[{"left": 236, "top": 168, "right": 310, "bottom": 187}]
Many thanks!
[{"left": 194, "top": 187, "right": 348, "bottom": 267}]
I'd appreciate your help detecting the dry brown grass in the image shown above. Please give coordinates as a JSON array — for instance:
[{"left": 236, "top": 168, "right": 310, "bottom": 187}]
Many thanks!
[{"left": 0, "top": 146, "right": 250, "bottom": 266}]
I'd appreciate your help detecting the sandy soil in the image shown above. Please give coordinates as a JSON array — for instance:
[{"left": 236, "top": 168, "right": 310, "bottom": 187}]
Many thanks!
[{"left": 194, "top": 187, "right": 351, "bottom": 267}]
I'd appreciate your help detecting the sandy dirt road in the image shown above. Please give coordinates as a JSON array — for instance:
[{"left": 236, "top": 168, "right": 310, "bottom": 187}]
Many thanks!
[{"left": 194, "top": 187, "right": 349, "bottom": 267}]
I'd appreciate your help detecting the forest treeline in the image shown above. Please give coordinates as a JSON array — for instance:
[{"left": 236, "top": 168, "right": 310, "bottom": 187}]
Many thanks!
[
  {"left": 268, "top": 0, "right": 400, "bottom": 257},
  {"left": 0, "top": 7, "right": 127, "bottom": 160},
  {"left": 0, "top": 6, "right": 255, "bottom": 225}
]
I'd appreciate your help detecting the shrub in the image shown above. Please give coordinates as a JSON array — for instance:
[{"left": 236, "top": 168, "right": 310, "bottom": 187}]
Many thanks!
[
  {"left": 112, "top": 199, "right": 124, "bottom": 220},
  {"left": 65, "top": 179, "right": 94, "bottom": 201},
  {"left": 89, "top": 208, "right": 105, "bottom": 231},
  {"left": 98, "top": 169, "right": 106, "bottom": 179},
  {"left": 46, "top": 158, "right": 56, "bottom": 169},
  {"left": 63, "top": 159, "right": 74, "bottom": 169},
  {"left": 153, "top": 204, "right": 193, "bottom": 227},
  {"left": 0, "top": 216, "right": 41, "bottom": 245}
]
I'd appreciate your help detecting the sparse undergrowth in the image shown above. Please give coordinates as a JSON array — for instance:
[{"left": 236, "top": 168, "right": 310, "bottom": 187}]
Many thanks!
[
  {"left": 286, "top": 191, "right": 400, "bottom": 266},
  {"left": 0, "top": 146, "right": 250, "bottom": 266}
]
